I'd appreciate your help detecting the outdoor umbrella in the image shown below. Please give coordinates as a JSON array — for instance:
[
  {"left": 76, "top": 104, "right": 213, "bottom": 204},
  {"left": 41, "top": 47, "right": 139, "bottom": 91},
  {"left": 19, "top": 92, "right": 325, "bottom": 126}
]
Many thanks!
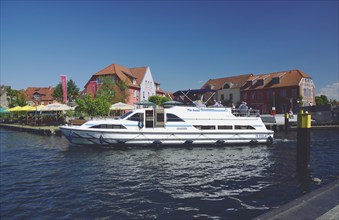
[
  {"left": 8, "top": 106, "right": 23, "bottom": 112},
  {"left": 110, "top": 102, "right": 134, "bottom": 110},
  {"left": 0, "top": 108, "right": 9, "bottom": 113},
  {"left": 135, "top": 100, "right": 156, "bottom": 107},
  {"left": 20, "top": 105, "right": 36, "bottom": 111},
  {"left": 40, "top": 103, "right": 73, "bottom": 111}
]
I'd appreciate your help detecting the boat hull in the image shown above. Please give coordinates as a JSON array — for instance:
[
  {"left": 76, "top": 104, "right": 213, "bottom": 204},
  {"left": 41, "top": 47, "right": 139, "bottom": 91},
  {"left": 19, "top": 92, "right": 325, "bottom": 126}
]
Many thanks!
[{"left": 60, "top": 126, "right": 274, "bottom": 146}]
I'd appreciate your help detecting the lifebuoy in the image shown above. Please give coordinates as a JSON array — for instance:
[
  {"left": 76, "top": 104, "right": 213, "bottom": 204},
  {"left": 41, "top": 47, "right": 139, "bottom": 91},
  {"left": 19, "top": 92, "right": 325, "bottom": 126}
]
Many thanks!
[{"left": 138, "top": 121, "right": 144, "bottom": 129}]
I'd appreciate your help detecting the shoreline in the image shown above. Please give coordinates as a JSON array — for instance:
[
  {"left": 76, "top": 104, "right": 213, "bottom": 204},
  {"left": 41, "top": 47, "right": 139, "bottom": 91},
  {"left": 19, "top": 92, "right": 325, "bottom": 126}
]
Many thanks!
[{"left": 0, "top": 123, "right": 62, "bottom": 136}]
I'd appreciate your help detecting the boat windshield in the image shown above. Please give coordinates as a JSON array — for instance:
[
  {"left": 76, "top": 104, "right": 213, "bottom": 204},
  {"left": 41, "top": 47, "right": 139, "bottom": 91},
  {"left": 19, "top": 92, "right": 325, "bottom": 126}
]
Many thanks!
[{"left": 120, "top": 111, "right": 133, "bottom": 119}]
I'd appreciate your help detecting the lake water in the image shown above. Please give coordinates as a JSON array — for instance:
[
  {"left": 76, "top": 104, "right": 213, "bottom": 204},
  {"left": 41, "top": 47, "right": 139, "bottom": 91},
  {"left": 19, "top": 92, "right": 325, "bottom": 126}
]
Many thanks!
[{"left": 1, "top": 128, "right": 338, "bottom": 219}]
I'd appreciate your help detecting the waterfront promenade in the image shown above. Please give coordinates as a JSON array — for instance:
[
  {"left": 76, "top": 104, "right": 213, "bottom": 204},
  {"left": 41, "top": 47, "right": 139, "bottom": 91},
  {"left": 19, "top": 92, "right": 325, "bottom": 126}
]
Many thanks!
[
  {"left": 254, "top": 180, "right": 339, "bottom": 220},
  {"left": 0, "top": 123, "right": 61, "bottom": 136}
]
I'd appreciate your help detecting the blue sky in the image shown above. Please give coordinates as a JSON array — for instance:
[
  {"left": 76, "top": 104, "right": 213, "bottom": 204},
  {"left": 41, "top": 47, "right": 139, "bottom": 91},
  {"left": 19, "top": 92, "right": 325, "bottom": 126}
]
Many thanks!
[{"left": 1, "top": 0, "right": 338, "bottom": 100}]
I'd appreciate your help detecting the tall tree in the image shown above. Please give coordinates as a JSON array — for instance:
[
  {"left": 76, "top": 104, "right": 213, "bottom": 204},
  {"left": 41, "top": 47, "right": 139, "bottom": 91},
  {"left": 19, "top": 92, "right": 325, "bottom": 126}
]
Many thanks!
[
  {"left": 52, "top": 79, "right": 80, "bottom": 103},
  {"left": 315, "top": 95, "right": 330, "bottom": 105},
  {"left": 6, "top": 87, "right": 27, "bottom": 107}
]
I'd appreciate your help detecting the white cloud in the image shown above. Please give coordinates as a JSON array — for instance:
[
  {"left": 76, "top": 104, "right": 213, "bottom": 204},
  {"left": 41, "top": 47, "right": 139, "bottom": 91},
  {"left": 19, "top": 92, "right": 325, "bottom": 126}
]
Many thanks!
[{"left": 318, "top": 83, "right": 339, "bottom": 100}]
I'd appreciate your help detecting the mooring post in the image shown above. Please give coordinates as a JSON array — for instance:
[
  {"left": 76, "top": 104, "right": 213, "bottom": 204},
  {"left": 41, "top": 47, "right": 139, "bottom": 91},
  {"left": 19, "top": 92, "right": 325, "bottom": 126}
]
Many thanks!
[
  {"left": 296, "top": 110, "right": 311, "bottom": 177},
  {"left": 284, "top": 112, "right": 290, "bottom": 134}
]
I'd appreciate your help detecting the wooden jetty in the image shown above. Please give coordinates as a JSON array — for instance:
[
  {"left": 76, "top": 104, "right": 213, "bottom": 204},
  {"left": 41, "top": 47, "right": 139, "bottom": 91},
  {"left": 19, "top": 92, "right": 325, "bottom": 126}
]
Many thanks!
[{"left": 0, "top": 123, "right": 62, "bottom": 136}]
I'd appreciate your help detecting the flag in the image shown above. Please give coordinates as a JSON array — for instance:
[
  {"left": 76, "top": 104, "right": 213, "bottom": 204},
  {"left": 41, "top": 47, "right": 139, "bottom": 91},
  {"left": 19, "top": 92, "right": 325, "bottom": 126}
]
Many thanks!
[{"left": 61, "top": 75, "right": 67, "bottom": 103}]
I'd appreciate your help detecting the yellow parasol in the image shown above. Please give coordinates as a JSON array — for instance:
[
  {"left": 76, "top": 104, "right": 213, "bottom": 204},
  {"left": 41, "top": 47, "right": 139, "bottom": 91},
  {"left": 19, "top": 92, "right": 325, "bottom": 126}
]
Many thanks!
[
  {"left": 20, "top": 105, "right": 36, "bottom": 111},
  {"left": 8, "top": 106, "right": 24, "bottom": 112}
]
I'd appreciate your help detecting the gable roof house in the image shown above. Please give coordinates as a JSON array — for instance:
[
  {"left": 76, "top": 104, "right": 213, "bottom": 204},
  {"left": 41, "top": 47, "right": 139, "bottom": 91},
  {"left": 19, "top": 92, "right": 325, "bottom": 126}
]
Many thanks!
[
  {"left": 241, "top": 69, "right": 315, "bottom": 114},
  {"left": 201, "top": 74, "right": 253, "bottom": 106},
  {"left": 84, "top": 63, "right": 165, "bottom": 105},
  {"left": 24, "top": 87, "right": 55, "bottom": 106}
]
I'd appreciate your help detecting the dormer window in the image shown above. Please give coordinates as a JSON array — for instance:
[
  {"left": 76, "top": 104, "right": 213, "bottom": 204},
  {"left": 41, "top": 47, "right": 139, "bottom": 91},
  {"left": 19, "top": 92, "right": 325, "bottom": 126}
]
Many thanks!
[
  {"left": 272, "top": 77, "right": 280, "bottom": 84},
  {"left": 33, "top": 93, "right": 41, "bottom": 100},
  {"left": 133, "top": 79, "right": 137, "bottom": 85},
  {"left": 258, "top": 79, "right": 264, "bottom": 86},
  {"left": 223, "top": 83, "right": 233, "bottom": 89},
  {"left": 205, "top": 84, "right": 214, "bottom": 90}
]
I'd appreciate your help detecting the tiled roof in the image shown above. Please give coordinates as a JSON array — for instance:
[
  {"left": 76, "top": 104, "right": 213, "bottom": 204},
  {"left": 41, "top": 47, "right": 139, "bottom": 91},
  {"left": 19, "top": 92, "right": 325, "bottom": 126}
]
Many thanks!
[
  {"left": 130, "top": 67, "right": 147, "bottom": 86},
  {"left": 242, "top": 69, "right": 311, "bottom": 90},
  {"left": 24, "top": 87, "right": 55, "bottom": 102},
  {"left": 85, "top": 64, "right": 151, "bottom": 89},
  {"left": 201, "top": 74, "right": 253, "bottom": 90}
]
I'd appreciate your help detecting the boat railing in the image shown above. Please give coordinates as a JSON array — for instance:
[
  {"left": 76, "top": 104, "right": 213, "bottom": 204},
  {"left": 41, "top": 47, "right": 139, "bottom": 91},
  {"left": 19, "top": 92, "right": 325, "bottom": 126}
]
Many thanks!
[{"left": 232, "top": 108, "right": 260, "bottom": 117}]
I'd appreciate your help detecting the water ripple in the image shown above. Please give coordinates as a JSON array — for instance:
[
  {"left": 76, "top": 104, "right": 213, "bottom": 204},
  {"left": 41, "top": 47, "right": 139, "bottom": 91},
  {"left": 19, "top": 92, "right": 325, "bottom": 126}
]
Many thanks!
[{"left": 1, "top": 128, "right": 338, "bottom": 219}]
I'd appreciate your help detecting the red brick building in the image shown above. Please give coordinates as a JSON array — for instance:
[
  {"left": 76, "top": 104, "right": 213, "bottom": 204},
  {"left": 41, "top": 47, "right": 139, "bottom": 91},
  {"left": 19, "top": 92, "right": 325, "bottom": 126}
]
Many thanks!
[{"left": 241, "top": 69, "right": 315, "bottom": 114}]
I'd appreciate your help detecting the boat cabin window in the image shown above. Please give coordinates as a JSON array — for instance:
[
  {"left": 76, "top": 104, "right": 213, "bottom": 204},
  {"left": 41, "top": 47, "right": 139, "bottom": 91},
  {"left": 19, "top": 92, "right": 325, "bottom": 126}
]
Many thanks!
[
  {"left": 90, "top": 124, "right": 126, "bottom": 129},
  {"left": 235, "top": 125, "right": 255, "bottom": 130},
  {"left": 127, "top": 113, "right": 144, "bottom": 122},
  {"left": 218, "top": 125, "right": 233, "bottom": 130},
  {"left": 120, "top": 111, "right": 133, "bottom": 119},
  {"left": 145, "top": 110, "right": 154, "bottom": 128},
  {"left": 194, "top": 125, "right": 216, "bottom": 130},
  {"left": 166, "top": 113, "right": 184, "bottom": 122}
]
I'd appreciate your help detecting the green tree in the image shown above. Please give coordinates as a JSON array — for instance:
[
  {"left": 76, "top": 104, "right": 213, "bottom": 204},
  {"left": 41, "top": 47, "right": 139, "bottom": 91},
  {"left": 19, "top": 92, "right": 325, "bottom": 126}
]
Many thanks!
[
  {"left": 52, "top": 79, "right": 80, "bottom": 103},
  {"left": 16, "top": 92, "right": 27, "bottom": 107},
  {"left": 330, "top": 99, "right": 337, "bottom": 105},
  {"left": 315, "top": 95, "right": 330, "bottom": 105},
  {"left": 96, "top": 76, "right": 130, "bottom": 104},
  {"left": 6, "top": 87, "right": 27, "bottom": 107},
  {"left": 149, "top": 95, "right": 170, "bottom": 106},
  {"left": 75, "top": 93, "right": 111, "bottom": 117}
]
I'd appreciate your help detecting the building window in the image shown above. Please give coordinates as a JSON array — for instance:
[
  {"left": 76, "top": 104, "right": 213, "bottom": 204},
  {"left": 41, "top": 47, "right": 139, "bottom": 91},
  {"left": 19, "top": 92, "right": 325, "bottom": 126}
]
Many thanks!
[
  {"left": 242, "top": 92, "right": 247, "bottom": 100},
  {"left": 258, "top": 79, "right": 264, "bottom": 86},
  {"left": 133, "top": 79, "right": 136, "bottom": 85},
  {"left": 267, "top": 90, "right": 273, "bottom": 100},
  {"left": 221, "top": 94, "right": 224, "bottom": 101},
  {"left": 308, "top": 88, "right": 312, "bottom": 98},
  {"left": 258, "top": 92, "right": 263, "bottom": 101},
  {"left": 223, "top": 83, "right": 230, "bottom": 89},
  {"left": 272, "top": 77, "right": 280, "bottom": 84},
  {"left": 33, "top": 93, "right": 41, "bottom": 100},
  {"left": 292, "top": 88, "right": 298, "bottom": 98},
  {"left": 281, "top": 89, "right": 287, "bottom": 97},
  {"left": 229, "top": 93, "right": 233, "bottom": 101},
  {"left": 251, "top": 92, "right": 256, "bottom": 100}
]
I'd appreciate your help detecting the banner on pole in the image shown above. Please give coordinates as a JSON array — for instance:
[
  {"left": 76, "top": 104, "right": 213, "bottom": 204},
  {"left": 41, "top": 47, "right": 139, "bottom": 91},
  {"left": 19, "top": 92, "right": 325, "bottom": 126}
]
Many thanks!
[{"left": 61, "top": 75, "right": 67, "bottom": 103}]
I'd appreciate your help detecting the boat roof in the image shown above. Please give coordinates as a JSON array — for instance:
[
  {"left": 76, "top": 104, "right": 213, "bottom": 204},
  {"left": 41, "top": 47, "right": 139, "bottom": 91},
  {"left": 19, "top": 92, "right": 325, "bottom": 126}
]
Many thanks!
[{"left": 173, "top": 89, "right": 217, "bottom": 96}]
